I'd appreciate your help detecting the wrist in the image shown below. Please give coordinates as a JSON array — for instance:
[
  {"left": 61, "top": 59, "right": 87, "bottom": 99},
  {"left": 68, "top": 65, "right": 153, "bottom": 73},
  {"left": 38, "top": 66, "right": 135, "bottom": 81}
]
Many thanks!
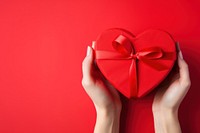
[
  {"left": 153, "top": 108, "right": 181, "bottom": 133},
  {"left": 153, "top": 105, "right": 178, "bottom": 115},
  {"left": 95, "top": 102, "right": 122, "bottom": 116},
  {"left": 95, "top": 105, "right": 121, "bottom": 119},
  {"left": 94, "top": 106, "right": 121, "bottom": 133},
  {"left": 153, "top": 108, "right": 178, "bottom": 124}
]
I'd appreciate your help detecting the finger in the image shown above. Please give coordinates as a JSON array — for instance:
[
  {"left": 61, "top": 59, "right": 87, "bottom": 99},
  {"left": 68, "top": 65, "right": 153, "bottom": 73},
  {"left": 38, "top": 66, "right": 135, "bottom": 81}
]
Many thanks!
[
  {"left": 82, "top": 46, "right": 94, "bottom": 83},
  {"left": 92, "top": 41, "right": 96, "bottom": 49},
  {"left": 177, "top": 50, "right": 191, "bottom": 86},
  {"left": 91, "top": 41, "right": 101, "bottom": 72}
]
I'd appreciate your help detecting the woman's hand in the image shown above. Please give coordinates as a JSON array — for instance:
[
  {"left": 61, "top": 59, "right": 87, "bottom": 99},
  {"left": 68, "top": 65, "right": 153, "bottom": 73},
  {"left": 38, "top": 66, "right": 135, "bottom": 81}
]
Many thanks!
[
  {"left": 152, "top": 45, "right": 191, "bottom": 133},
  {"left": 82, "top": 42, "right": 121, "bottom": 133}
]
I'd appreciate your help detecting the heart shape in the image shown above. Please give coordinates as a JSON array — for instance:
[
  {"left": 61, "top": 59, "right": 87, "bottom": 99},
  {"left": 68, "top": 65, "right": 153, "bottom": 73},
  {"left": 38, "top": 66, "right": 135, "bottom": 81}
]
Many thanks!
[{"left": 94, "top": 28, "right": 177, "bottom": 98}]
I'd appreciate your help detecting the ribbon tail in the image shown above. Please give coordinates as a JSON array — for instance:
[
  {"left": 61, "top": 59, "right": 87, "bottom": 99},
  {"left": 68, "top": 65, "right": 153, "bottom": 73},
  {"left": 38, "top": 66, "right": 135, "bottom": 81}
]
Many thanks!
[{"left": 129, "top": 60, "right": 138, "bottom": 97}]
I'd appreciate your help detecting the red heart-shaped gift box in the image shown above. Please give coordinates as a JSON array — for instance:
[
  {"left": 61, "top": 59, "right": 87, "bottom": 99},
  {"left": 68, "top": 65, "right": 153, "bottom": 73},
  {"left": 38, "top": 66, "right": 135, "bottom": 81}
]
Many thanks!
[{"left": 94, "top": 28, "right": 177, "bottom": 98}]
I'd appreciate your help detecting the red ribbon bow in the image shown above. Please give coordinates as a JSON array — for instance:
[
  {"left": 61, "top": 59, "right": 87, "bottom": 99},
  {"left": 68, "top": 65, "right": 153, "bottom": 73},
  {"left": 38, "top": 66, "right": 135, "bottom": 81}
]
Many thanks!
[{"left": 95, "top": 35, "right": 175, "bottom": 97}]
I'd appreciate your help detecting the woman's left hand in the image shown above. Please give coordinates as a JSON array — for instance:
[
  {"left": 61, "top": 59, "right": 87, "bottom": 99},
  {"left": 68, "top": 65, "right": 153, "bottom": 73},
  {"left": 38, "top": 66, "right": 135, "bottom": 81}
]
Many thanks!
[{"left": 152, "top": 46, "right": 191, "bottom": 133}]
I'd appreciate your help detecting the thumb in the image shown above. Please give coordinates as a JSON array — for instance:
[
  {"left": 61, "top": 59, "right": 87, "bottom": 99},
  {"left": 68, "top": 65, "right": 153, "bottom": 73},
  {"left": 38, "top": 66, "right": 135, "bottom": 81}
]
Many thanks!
[
  {"left": 82, "top": 46, "right": 94, "bottom": 83},
  {"left": 178, "top": 50, "right": 190, "bottom": 86}
]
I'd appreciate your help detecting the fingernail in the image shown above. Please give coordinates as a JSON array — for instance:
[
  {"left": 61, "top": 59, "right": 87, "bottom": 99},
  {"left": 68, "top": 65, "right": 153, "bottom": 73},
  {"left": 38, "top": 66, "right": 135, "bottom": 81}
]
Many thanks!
[
  {"left": 87, "top": 46, "right": 91, "bottom": 56},
  {"left": 179, "top": 50, "right": 183, "bottom": 59},
  {"left": 176, "top": 42, "right": 180, "bottom": 52},
  {"left": 92, "top": 41, "right": 96, "bottom": 49}
]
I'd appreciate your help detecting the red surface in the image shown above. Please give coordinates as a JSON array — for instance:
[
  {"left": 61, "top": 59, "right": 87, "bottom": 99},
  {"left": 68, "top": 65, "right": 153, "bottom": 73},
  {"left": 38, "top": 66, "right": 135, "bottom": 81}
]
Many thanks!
[
  {"left": 95, "top": 29, "right": 176, "bottom": 98},
  {"left": 0, "top": 0, "right": 199, "bottom": 133}
]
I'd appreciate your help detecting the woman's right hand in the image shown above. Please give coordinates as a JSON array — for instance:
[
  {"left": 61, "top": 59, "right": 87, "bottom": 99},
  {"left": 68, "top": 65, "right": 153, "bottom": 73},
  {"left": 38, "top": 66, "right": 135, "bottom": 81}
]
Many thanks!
[{"left": 82, "top": 42, "right": 121, "bottom": 133}]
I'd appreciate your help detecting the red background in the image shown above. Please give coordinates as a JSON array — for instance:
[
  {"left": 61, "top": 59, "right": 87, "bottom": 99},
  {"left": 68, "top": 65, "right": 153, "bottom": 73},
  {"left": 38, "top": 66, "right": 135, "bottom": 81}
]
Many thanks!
[{"left": 0, "top": 0, "right": 199, "bottom": 133}]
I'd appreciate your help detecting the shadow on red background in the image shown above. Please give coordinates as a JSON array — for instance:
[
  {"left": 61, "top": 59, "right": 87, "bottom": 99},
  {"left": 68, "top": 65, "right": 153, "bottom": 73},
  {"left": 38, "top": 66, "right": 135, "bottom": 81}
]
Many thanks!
[{"left": 0, "top": 0, "right": 200, "bottom": 133}]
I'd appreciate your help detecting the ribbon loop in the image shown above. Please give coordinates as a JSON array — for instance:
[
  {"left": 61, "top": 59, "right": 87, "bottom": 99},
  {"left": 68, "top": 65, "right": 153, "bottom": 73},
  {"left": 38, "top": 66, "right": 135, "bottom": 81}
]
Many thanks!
[{"left": 112, "top": 35, "right": 133, "bottom": 55}]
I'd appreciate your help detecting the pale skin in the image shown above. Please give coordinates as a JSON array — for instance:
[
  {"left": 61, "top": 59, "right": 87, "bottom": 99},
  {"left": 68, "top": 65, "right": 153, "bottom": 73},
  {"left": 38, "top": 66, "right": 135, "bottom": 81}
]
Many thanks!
[{"left": 82, "top": 42, "right": 191, "bottom": 133}]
